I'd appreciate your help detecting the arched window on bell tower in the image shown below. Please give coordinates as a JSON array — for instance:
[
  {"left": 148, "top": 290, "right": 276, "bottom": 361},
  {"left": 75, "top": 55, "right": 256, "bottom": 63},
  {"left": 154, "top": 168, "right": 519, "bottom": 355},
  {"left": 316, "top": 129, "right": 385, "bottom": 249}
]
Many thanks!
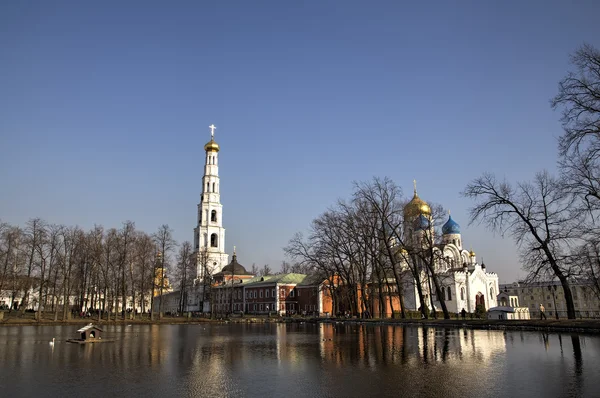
[
  {"left": 210, "top": 233, "right": 218, "bottom": 248},
  {"left": 211, "top": 210, "right": 217, "bottom": 222}
]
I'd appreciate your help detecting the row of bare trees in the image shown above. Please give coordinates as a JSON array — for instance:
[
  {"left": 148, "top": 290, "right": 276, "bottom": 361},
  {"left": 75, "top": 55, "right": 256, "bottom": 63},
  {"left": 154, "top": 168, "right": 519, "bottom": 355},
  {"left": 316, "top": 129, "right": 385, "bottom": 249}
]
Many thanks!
[
  {"left": 0, "top": 218, "right": 197, "bottom": 321},
  {"left": 286, "top": 177, "right": 455, "bottom": 320},
  {"left": 463, "top": 44, "right": 600, "bottom": 319}
]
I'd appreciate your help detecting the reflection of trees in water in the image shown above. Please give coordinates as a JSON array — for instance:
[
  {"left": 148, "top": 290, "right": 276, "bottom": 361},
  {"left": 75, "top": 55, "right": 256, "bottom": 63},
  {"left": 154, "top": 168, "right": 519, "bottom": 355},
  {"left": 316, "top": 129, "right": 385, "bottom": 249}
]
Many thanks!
[{"left": 570, "top": 335, "right": 583, "bottom": 397}]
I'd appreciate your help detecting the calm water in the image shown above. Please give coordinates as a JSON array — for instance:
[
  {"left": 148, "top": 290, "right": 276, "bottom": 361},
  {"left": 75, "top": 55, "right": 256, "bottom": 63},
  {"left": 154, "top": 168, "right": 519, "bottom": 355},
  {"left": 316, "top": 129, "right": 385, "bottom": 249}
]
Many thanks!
[{"left": 0, "top": 323, "right": 599, "bottom": 398}]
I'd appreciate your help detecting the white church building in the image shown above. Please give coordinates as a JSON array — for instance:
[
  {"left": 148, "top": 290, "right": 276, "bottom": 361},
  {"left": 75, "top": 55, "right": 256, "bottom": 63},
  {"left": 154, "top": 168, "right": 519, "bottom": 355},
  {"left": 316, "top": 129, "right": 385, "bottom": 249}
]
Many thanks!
[{"left": 400, "top": 186, "right": 500, "bottom": 315}]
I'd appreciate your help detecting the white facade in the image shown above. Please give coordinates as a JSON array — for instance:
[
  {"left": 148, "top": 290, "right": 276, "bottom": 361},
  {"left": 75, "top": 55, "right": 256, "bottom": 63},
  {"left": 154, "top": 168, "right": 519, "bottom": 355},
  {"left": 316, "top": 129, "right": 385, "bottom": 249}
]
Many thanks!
[
  {"left": 193, "top": 126, "right": 229, "bottom": 280},
  {"left": 401, "top": 189, "right": 500, "bottom": 315}
]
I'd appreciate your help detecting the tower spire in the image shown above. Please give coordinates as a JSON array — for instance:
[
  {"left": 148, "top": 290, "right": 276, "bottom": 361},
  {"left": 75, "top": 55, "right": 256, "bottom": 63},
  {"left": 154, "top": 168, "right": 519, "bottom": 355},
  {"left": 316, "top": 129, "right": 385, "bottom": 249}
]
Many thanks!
[
  {"left": 413, "top": 179, "right": 418, "bottom": 195},
  {"left": 209, "top": 124, "right": 216, "bottom": 139}
]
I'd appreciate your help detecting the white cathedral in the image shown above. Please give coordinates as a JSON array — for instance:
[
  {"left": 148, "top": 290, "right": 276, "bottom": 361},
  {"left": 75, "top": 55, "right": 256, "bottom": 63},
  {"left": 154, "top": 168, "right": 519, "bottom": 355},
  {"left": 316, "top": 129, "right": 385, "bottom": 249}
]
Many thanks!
[{"left": 400, "top": 187, "right": 500, "bottom": 314}]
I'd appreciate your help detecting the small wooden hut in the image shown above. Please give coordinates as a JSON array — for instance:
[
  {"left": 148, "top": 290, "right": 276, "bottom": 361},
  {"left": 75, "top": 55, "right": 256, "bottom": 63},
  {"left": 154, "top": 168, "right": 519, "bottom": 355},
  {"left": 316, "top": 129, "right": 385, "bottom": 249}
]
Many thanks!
[{"left": 77, "top": 323, "right": 103, "bottom": 340}]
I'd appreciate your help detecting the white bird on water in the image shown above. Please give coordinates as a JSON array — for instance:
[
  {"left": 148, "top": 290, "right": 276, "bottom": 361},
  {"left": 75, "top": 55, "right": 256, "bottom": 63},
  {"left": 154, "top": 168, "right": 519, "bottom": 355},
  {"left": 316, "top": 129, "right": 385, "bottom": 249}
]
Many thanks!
[{"left": 49, "top": 338, "right": 55, "bottom": 346}]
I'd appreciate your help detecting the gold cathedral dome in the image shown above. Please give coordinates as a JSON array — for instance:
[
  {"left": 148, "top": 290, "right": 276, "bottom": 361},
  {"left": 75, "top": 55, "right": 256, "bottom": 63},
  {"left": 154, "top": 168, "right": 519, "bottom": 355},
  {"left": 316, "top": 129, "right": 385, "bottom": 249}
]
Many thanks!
[{"left": 404, "top": 180, "right": 431, "bottom": 218}]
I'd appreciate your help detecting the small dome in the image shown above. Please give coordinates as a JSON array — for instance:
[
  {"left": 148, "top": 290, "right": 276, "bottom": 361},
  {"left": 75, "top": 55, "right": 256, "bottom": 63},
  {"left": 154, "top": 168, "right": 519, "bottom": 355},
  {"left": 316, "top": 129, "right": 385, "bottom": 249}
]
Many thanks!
[
  {"left": 204, "top": 138, "right": 220, "bottom": 152},
  {"left": 220, "top": 254, "right": 251, "bottom": 275},
  {"left": 442, "top": 215, "right": 461, "bottom": 235},
  {"left": 469, "top": 250, "right": 476, "bottom": 257},
  {"left": 414, "top": 214, "right": 430, "bottom": 231}
]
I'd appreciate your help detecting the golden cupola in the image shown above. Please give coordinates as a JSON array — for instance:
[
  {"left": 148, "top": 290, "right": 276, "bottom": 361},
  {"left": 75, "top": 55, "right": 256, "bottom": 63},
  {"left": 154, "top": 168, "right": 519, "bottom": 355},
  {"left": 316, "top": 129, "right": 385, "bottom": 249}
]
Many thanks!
[
  {"left": 204, "top": 138, "right": 220, "bottom": 152},
  {"left": 404, "top": 180, "right": 431, "bottom": 219},
  {"left": 204, "top": 124, "right": 220, "bottom": 152}
]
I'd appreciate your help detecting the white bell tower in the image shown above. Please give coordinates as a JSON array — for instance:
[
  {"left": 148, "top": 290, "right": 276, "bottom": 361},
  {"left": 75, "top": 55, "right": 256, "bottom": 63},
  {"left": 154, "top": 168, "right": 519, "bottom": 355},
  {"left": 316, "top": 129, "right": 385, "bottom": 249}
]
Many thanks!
[{"left": 194, "top": 124, "right": 229, "bottom": 280}]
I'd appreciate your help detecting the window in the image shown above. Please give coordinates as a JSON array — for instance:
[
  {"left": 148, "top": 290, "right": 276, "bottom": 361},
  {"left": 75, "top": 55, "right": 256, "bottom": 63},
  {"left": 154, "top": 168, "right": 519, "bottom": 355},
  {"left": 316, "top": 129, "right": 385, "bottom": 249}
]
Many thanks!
[
  {"left": 211, "top": 210, "right": 217, "bottom": 222},
  {"left": 447, "top": 287, "right": 452, "bottom": 301},
  {"left": 297, "top": 289, "right": 300, "bottom": 297},
  {"left": 490, "top": 287, "right": 494, "bottom": 299},
  {"left": 259, "top": 290, "right": 263, "bottom": 298},
  {"left": 441, "top": 289, "right": 446, "bottom": 301},
  {"left": 260, "top": 304, "right": 263, "bottom": 311},
  {"left": 206, "top": 182, "right": 209, "bottom": 192},
  {"left": 272, "top": 289, "right": 275, "bottom": 297},
  {"left": 253, "top": 291, "right": 257, "bottom": 298},
  {"left": 210, "top": 233, "right": 218, "bottom": 247},
  {"left": 212, "top": 182, "right": 215, "bottom": 192},
  {"left": 266, "top": 290, "right": 269, "bottom": 298},
  {"left": 253, "top": 304, "right": 257, "bottom": 311},
  {"left": 461, "top": 287, "right": 465, "bottom": 301},
  {"left": 290, "top": 289, "right": 295, "bottom": 298},
  {"left": 245, "top": 291, "right": 248, "bottom": 299}
]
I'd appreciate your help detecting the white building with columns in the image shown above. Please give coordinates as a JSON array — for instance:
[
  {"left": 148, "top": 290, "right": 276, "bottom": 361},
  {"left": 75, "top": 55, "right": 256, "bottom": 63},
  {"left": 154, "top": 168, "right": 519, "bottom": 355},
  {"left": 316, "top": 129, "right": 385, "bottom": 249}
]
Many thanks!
[
  {"left": 194, "top": 124, "right": 229, "bottom": 280},
  {"left": 400, "top": 183, "right": 500, "bottom": 315}
]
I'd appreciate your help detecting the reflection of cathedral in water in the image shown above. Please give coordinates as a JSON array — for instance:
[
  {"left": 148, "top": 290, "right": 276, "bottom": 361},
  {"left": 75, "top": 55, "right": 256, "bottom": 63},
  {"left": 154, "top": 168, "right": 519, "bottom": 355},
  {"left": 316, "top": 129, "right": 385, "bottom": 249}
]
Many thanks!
[{"left": 315, "top": 324, "right": 507, "bottom": 367}]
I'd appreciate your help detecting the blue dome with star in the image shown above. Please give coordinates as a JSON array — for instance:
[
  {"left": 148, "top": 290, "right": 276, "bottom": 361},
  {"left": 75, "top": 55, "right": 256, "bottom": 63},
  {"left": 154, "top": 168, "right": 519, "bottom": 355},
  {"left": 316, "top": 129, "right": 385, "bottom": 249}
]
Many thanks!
[
  {"left": 414, "top": 214, "right": 430, "bottom": 231},
  {"left": 442, "top": 215, "right": 461, "bottom": 235}
]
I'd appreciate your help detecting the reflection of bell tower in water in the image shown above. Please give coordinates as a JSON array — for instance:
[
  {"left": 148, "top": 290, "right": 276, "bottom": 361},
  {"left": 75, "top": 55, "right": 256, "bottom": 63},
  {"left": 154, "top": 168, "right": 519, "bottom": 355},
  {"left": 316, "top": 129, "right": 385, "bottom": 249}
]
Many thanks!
[{"left": 194, "top": 124, "right": 229, "bottom": 280}]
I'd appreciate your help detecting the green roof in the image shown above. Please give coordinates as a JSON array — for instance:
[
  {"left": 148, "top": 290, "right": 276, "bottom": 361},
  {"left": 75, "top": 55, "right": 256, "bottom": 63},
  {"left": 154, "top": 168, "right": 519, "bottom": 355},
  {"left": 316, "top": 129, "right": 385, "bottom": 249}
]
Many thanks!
[{"left": 244, "top": 273, "right": 307, "bottom": 287}]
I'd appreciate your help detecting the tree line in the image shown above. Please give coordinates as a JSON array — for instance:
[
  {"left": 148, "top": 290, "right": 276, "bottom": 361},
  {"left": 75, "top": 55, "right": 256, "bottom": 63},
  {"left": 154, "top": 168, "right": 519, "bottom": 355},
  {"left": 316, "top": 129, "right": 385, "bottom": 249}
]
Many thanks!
[
  {"left": 0, "top": 218, "right": 314, "bottom": 321},
  {"left": 0, "top": 219, "right": 190, "bottom": 321}
]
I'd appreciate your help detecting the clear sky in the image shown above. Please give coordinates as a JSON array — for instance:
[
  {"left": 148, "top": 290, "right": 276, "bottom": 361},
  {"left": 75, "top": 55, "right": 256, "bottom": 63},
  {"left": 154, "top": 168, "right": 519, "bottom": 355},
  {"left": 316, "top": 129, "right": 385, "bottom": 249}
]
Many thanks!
[{"left": 1, "top": 1, "right": 599, "bottom": 283}]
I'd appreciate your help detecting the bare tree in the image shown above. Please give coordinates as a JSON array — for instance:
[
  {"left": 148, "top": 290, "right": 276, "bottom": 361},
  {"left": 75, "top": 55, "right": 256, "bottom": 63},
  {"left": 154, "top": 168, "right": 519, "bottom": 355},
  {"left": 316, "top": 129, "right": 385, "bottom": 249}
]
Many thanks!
[
  {"left": 354, "top": 177, "right": 408, "bottom": 319},
  {"left": 259, "top": 264, "right": 273, "bottom": 277},
  {"left": 134, "top": 231, "right": 155, "bottom": 315},
  {"left": 280, "top": 261, "right": 291, "bottom": 274},
  {"left": 463, "top": 171, "right": 579, "bottom": 319},
  {"left": 552, "top": 44, "right": 600, "bottom": 213},
  {"left": 175, "top": 241, "right": 195, "bottom": 313},
  {"left": 153, "top": 224, "right": 176, "bottom": 317},
  {"left": 20, "top": 218, "right": 46, "bottom": 314}
]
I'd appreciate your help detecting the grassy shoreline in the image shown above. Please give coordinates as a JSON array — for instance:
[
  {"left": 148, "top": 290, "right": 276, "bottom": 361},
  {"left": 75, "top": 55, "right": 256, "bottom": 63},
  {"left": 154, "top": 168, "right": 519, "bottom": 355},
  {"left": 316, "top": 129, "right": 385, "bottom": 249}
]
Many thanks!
[{"left": 2, "top": 312, "right": 600, "bottom": 333}]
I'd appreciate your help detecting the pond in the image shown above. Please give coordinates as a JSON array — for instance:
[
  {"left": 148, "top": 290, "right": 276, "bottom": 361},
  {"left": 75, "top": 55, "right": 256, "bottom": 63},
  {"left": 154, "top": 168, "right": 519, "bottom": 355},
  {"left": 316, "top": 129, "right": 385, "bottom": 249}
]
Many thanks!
[{"left": 0, "top": 323, "right": 598, "bottom": 397}]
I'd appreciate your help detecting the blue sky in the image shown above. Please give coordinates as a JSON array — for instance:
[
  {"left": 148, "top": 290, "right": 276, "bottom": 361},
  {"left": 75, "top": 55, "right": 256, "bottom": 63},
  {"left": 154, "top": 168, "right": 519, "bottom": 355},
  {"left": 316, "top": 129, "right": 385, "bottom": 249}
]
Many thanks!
[{"left": 1, "top": 1, "right": 599, "bottom": 283}]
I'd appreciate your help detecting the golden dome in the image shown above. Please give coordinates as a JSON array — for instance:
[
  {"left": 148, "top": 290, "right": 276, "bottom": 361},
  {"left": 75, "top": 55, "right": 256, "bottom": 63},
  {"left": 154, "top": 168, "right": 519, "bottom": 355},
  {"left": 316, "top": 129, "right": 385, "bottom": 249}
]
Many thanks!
[
  {"left": 469, "top": 250, "right": 476, "bottom": 257},
  {"left": 204, "top": 138, "right": 220, "bottom": 152},
  {"left": 404, "top": 193, "right": 431, "bottom": 218},
  {"left": 404, "top": 180, "right": 431, "bottom": 218}
]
